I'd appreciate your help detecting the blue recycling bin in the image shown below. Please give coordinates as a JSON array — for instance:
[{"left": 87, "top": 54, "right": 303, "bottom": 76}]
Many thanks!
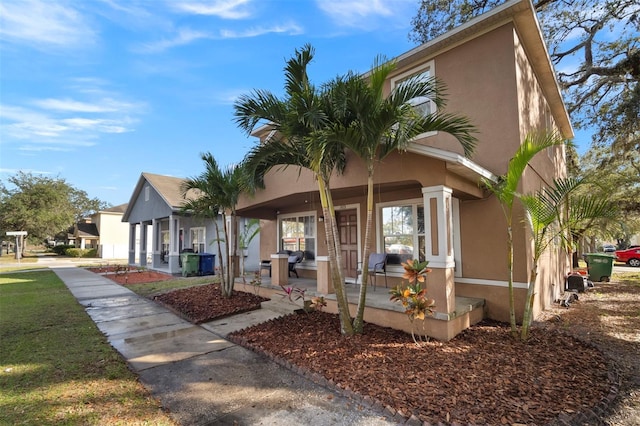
[{"left": 199, "top": 253, "right": 215, "bottom": 276}]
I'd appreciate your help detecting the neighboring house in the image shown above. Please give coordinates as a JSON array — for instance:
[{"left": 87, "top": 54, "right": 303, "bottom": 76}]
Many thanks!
[
  {"left": 122, "top": 172, "right": 260, "bottom": 275},
  {"left": 72, "top": 203, "right": 133, "bottom": 259},
  {"left": 236, "top": 0, "right": 571, "bottom": 339}
]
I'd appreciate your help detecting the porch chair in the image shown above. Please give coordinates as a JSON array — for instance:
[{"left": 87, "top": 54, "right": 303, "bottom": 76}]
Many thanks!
[
  {"left": 260, "top": 250, "right": 291, "bottom": 277},
  {"left": 288, "top": 251, "right": 304, "bottom": 278},
  {"left": 355, "top": 252, "right": 388, "bottom": 290}
]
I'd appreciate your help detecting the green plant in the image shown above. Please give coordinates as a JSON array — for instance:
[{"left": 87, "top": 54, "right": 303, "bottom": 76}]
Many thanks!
[
  {"left": 65, "top": 248, "right": 98, "bottom": 258},
  {"left": 389, "top": 259, "right": 435, "bottom": 345},
  {"left": 247, "top": 271, "right": 262, "bottom": 295}
]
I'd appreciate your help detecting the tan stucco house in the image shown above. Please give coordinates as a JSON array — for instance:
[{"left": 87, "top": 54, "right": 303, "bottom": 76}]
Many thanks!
[
  {"left": 72, "top": 203, "right": 131, "bottom": 259},
  {"left": 235, "top": 0, "right": 572, "bottom": 340}
]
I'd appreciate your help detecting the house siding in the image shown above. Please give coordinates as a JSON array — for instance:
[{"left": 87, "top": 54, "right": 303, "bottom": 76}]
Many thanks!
[{"left": 236, "top": 0, "right": 571, "bottom": 327}]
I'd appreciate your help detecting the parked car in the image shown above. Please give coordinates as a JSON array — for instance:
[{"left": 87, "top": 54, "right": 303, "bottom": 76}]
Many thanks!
[
  {"left": 602, "top": 244, "right": 616, "bottom": 253},
  {"left": 614, "top": 247, "right": 640, "bottom": 267}
]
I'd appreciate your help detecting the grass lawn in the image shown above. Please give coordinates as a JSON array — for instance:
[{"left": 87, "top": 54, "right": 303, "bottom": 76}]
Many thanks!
[
  {"left": 0, "top": 270, "right": 176, "bottom": 425},
  {"left": 0, "top": 254, "right": 44, "bottom": 274}
]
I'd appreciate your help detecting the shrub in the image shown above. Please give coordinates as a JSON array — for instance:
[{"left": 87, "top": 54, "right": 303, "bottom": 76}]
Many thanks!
[
  {"left": 65, "top": 248, "right": 98, "bottom": 258},
  {"left": 51, "top": 244, "right": 74, "bottom": 255}
]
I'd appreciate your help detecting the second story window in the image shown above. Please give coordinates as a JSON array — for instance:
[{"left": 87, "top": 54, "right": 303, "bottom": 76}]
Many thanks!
[{"left": 391, "top": 60, "right": 436, "bottom": 137}]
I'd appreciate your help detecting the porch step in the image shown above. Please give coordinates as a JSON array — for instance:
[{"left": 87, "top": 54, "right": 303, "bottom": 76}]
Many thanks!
[{"left": 261, "top": 298, "right": 299, "bottom": 316}]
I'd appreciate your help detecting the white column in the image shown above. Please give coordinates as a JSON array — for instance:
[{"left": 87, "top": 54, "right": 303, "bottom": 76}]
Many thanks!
[
  {"left": 422, "top": 185, "right": 454, "bottom": 268},
  {"left": 128, "top": 224, "right": 136, "bottom": 265},
  {"left": 139, "top": 222, "right": 148, "bottom": 267}
]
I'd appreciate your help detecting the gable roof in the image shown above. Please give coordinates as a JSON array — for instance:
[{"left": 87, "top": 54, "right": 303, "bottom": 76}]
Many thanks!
[
  {"left": 122, "top": 172, "right": 201, "bottom": 222},
  {"left": 101, "top": 203, "right": 128, "bottom": 214},
  {"left": 75, "top": 222, "right": 99, "bottom": 238},
  {"left": 392, "top": 0, "right": 572, "bottom": 139}
]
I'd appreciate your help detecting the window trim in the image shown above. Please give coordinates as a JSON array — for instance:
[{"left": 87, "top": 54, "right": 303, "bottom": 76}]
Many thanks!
[
  {"left": 376, "top": 198, "right": 424, "bottom": 273},
  {"left": 190, "top": 226, "right": 206, "bottom": 254},
  {"left": 390, "top": 60, "right": 437, "bottom": 140},
  {"left": 277, "top": 212, "right": 317, "bottom": 264}
]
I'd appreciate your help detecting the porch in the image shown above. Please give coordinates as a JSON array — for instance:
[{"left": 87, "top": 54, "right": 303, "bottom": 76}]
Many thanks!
[{"left": 235, "top": 275, "right": 485, "bottom": 341}]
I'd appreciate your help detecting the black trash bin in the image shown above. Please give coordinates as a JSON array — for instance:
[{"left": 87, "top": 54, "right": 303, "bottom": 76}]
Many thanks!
[{"left": 199, "top": 253, "right": 215, "bottom": 276}]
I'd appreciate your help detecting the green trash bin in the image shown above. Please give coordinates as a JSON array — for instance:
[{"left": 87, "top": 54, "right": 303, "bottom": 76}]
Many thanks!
[
  {"left": 181, "top": 253, "right": 199, "bottom": 277},
  {"left": 583, "top": 253, "right": 615, "bottom": 282}
]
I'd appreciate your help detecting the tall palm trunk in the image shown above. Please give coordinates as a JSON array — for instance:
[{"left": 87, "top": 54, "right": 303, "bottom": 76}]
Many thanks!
[
  {"left": 213, "top": 215, "right": 228, "bottom": 296},
  {"left": 521, "top": 265, "right": 538, "bottom": 340},
  {"left": 353, "top": 172, "right": 374, "bottom": 333},
  {"left": 318, "top": 178, "right": 353, "bottom": 334},
  {"left": 507, "top": 225, "right": 517, "bottom": 337}
]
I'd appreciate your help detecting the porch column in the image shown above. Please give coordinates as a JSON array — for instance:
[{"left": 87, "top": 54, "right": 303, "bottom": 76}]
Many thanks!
[
  {"left": 150, "top": 219, "right": 158, "bottom": 268},
  {"left": 128, "top": 224, "right": 136, "bottom": 265},
  {"left": 422, "top": 185, "right": 455, "bottom": 315},
  {"left": 169, "top": 215, "right": 180, "bottom": 273},
  {"left": 79, "top": 238, "right": 86, "bottom": 249},
  {"left": 139, "top": 223, "right": 148, "bottom": 267},
  {"left": 271, "top": 253, "right": 289, "bottom": 286},
  {"left": 316, "top": 256, "right": 333, "bottom": 294}
]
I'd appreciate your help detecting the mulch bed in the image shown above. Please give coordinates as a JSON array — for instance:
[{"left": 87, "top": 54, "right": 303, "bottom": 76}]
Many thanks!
[
  {"left": 229, "top": 311, "right": 613, "bottom": 425},
  {"left": 91, "top": 268, "right": 175, "bottom": 285},
  {"left": 87, "top": 265, "right": 638, "bottom": 424},
  {"left": 153, "top": 283, "right": 269, "bottom": 324}
]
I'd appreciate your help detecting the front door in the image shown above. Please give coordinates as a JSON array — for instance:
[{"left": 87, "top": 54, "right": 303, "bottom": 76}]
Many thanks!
[{"left": 337, "top": 209, "right": 358, "bottom": 280}]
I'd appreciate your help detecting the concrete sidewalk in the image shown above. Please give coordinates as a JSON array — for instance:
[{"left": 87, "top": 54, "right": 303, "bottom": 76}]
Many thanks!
[{"left": 53, "top": 266, "right": 397, "bottom": 425}]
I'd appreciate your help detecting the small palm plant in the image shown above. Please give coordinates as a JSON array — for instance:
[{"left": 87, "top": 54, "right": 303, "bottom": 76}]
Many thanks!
[{"left": 389, "top": 259, "right": 435, "bottom": 345}]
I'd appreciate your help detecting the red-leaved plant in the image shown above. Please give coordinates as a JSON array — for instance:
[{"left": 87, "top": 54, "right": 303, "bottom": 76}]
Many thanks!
[{"left": 389, "top": 259, "right": 435, "bottom": 345}]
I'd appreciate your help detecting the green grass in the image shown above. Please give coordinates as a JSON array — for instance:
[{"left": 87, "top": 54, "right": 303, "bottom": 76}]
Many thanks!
[
  {"left": 0, "top": 271, "right": 175, "bottom": 425},
  {"left": 613, "top": 270, "right": 640, "bottom": 285},
  {"left": 127, "top": 276, "right": 218, "bottom": 297}
]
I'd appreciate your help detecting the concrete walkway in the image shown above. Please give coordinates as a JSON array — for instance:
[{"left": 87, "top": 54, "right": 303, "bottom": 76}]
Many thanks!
[{"left": 49, "top": 265, "right": 398, "bottom": 425}]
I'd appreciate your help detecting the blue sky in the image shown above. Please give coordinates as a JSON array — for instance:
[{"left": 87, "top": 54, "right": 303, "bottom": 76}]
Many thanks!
[{"left": 0, "top": 0, "right": 592, "bottom": 207}]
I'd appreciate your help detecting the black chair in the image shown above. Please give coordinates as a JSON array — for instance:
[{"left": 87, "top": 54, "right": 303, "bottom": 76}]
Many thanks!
[
  {"left": 355, "top": 253, "right": 388, "bottom": 290},
  {"left": 260, "top": 250, "right": 291, "bottom": 277},
  {"left": 288, "top": 251, "right": 304, "bottom": 278}
]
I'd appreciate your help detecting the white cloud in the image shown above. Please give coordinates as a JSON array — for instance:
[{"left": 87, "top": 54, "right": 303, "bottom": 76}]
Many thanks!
[
  {"left": 220, "top": 22, "right": 303, "bottom": 39},
  {"left": 170, "top": 0, "right": 252, "bottom": 19},
  {"left": 0, "top": 83, "right": 143, "bottom": 151},
  {"left": 135, "top": 28, "right": 213, "bottom": 53},
  {"left": 316, "top": 0, "right": 414, "bottom": 29},
  {"left": 32, "top": 98, "right": 138, "bottom": 114},
  {"left": 0, "top": 0, "right": 96, "bottom": 49}
]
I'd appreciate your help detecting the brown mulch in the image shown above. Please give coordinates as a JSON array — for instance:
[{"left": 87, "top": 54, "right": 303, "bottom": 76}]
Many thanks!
[
  {"left": 95, "top": 267, "right": 639, "bottom": 425},
  {"left": 93, "top": 268, "right": 175, "bottom": 285},
  {"left": 153, "top": 283, "right": 269, "bottom": 324},
  {"left": 230, "top": 313, "right": 611, "bottom": 425}
]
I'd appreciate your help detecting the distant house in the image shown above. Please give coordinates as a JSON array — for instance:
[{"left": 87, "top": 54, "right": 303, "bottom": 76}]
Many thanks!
[
  {"left": 122, "top": 172, "right": 260, "bottom": 275},
  {"left": 236, "top": 0, "right": 571, "bottom": 340},
  {"left": 72, "top": 203, "right": 132, "bottom": 259}
]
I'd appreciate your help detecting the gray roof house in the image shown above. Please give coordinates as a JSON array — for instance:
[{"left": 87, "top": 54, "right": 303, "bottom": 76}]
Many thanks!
[{"left": 122, "top": 172, "right": 260, "bottom": 275}]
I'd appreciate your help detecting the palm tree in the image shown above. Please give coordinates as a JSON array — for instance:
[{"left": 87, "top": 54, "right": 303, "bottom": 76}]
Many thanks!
[
  {"left": 234, "top": 45, "right": 356, "bottom": 334},
  {"left": 181, "top": 153, "right": 245, "bottom": 298},
  {"left": 483, "top": 132, "right": 564, "bottom": 337},
  {"left": 323, "top": 56, "right": 477, "bottom": 333},
  {"left": 519, "top": 177, "right": 615, "bottom": 340}
]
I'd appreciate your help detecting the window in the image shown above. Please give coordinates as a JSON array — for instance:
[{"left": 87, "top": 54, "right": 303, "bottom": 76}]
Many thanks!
[
  {"left": 161, "top": 231, "right": 170, "bottom": 262},
  {"left": 279, "top": 214, "right": 315, "bottom": 260},
  {"left": 391, "top": 61, "right": 435, "bottom": 118},
  {"left": 391, "top": 61, "right": 437, "bottom": 141},
  {"left": 190, "top": 227, "right": 205, "bottom": 253},
  {"left": 144, "top": 185, "right": 150, "bottom": 202},
  {"left": 380, "top": 203, "right": 425, "bottom": 265}
]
